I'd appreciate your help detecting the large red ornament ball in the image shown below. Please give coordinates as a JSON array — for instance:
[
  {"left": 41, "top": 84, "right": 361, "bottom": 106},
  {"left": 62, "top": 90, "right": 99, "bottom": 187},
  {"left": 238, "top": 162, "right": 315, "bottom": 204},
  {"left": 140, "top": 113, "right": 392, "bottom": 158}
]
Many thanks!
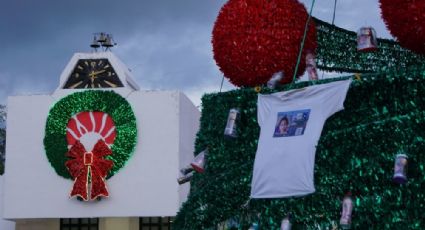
[
  {"left": 380, "top": 0, "right": 425, "bottom": 54},
  {"left": 212, "top": 0, "right": 317, "bottom": 87}
]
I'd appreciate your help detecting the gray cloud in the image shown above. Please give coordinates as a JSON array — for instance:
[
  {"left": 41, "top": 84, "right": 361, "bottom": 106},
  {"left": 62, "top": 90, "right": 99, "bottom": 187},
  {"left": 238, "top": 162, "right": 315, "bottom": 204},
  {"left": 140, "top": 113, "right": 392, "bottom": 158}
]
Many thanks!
[{"left": 0, "top": 0, "right": 392, "bottom": 105}]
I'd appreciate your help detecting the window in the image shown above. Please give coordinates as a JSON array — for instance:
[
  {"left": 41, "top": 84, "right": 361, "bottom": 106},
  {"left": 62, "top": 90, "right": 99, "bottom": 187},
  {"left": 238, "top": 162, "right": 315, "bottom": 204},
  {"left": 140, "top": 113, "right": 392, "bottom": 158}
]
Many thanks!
[
  {"left": 60, "top": 218, "right": 99, "bottom": 230},
  {"left": 139, "top": 217, "right": 175, "bottom": 230}
]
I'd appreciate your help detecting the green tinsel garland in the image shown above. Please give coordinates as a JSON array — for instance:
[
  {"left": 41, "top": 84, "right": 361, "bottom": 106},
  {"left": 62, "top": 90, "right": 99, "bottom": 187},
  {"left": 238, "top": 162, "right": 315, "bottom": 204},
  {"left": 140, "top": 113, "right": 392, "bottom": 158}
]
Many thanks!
[
  {"left": 44, "top": 90, "right": 137, "bottom": 179},
  {"left": 173, "top": 15, "right": 425, "bottom": 230},
  {"left": 314, "top": 18, "right": 425, "bottom": 74},
  {"left": 173, "top": 71, "right": 425, "bottom": 229}
]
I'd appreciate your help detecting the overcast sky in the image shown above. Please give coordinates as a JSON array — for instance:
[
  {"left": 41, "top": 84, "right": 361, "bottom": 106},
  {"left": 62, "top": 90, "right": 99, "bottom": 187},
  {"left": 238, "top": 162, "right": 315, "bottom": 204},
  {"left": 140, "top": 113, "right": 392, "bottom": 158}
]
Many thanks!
[{"left": 0, "top": 0, "right": 392, "bottom": 106}]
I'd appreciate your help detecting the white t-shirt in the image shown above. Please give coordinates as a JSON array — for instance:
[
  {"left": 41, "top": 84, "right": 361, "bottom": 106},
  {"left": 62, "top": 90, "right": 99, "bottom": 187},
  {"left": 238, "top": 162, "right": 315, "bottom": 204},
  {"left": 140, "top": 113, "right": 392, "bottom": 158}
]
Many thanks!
[{"left": 250, "top": 79, "right": 352, "bottom": 198}]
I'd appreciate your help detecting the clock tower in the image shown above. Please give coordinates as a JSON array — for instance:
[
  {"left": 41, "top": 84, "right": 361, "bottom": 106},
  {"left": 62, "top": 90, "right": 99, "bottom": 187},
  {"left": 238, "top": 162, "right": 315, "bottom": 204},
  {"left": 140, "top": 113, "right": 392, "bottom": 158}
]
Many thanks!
[
  {"left": 54, "top": 51, "right": 140, "bottom": 99},
  {"left": 3, "top": 33, "right": 200, "bottom": 228}
]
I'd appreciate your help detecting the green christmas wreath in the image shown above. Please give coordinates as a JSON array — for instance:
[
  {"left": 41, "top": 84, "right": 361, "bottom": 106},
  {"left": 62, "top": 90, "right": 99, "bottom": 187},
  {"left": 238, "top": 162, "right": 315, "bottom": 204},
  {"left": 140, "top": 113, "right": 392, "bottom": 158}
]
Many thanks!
[{"left": 44, "top": 90, "right": 137, "bottom": 179}]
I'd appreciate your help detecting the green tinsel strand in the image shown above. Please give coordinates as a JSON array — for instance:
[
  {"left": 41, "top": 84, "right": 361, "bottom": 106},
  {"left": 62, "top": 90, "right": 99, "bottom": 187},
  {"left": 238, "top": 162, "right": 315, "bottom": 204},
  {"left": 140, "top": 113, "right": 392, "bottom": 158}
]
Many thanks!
[
  {"left": 314, "top": 18, "right": 425, "bottom": 74},
  {"left": 173, "top": 72, "right": 425, "bottom": 229}
]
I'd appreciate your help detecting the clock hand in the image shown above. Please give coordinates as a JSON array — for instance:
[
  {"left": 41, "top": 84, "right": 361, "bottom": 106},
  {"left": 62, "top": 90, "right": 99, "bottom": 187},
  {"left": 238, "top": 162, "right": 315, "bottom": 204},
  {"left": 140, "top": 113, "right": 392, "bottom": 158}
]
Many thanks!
[
  {"left": 89, "top": 69, "right": 106, "bottom": 77},
  {"left": 93, "top": 69, "right": 106, "bottom": 75}
]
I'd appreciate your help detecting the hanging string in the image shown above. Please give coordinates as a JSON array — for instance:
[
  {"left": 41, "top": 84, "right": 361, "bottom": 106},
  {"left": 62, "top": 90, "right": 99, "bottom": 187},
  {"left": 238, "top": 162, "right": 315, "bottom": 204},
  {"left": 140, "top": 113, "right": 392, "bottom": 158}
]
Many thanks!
[
  {"left": 219, "top": 75, "right": 225, "bottom": 92},
  {"left": 332, "top": 0, "right": 338, "bottom": 25},
  {"left": 291, "top": 0, "right": 317, "bottom": 84}
]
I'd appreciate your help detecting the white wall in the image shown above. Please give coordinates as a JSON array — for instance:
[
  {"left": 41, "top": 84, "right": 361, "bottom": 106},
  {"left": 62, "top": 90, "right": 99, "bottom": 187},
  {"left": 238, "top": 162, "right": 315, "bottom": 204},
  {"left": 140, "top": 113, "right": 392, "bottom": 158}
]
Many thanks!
[
  {"left": 3, "top": 91, "right": 199, "bottom": 219},
  {"left": 0, "top": 176, "right": 16, "bottom": 229},
  {"left": 178, "top": 93, "right": 201, "bottom": 203}
]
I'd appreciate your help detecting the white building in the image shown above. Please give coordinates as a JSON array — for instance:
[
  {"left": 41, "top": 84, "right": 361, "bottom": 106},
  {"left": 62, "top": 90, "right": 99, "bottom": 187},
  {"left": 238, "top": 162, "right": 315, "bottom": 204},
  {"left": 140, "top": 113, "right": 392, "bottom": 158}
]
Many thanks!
[{"left": 1, "top": 51, "right": 200, "bottom": 230}]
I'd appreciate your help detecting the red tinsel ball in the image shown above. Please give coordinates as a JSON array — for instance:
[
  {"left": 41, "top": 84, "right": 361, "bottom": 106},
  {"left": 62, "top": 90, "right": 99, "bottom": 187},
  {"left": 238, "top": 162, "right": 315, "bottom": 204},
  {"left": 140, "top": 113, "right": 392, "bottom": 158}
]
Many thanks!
[
  {"left": 380, "top": 0, "right": 425, "bottom": 54},
  {"left": 212, "top": 0, "right": 317, "bottom": 87}
]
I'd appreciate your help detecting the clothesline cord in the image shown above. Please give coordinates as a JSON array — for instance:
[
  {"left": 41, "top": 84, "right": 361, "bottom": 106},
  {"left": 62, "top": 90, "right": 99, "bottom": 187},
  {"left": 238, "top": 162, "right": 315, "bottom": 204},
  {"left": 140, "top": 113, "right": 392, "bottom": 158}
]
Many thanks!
[
  {"left": 220, "top": 75, "right": 225, "bottom": 92},
  {"left": 332, "top": 0, "right": 338, "bottom": 25},
  {"left": 292, "top": 0, "right": 317, "bottom": 84}
]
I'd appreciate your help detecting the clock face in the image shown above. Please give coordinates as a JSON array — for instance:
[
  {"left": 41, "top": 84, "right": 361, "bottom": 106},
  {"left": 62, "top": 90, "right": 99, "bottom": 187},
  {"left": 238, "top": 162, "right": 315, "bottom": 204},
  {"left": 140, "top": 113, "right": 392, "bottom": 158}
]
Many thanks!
[{"left": 63, "top": 59, "right": 124, "bottom": 89}]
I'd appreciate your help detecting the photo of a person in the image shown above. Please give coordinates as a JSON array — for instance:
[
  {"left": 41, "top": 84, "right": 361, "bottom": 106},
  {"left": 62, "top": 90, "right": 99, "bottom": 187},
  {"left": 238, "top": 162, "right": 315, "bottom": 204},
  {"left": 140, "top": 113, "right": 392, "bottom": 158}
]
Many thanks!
[
  {"left": 274, "top": 116, "right": 289, "bottom": 136},
  {"left": 273, "top": 109, "right": 311, "bottom": 138}
]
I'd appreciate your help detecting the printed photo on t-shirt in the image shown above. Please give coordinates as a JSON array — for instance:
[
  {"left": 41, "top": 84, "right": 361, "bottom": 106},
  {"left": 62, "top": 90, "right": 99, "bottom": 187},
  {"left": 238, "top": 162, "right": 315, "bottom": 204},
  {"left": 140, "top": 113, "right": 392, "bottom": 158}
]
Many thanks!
[{"left": 273, "top": 109, "right": 310, "bottom": 137}]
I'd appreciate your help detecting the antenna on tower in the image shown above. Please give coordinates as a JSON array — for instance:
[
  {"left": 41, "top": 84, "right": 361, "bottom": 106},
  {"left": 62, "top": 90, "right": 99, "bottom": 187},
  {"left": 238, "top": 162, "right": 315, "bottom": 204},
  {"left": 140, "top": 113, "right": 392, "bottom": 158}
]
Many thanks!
[{"left": 90, "top": 32, "right": 117, "bottom": 52}]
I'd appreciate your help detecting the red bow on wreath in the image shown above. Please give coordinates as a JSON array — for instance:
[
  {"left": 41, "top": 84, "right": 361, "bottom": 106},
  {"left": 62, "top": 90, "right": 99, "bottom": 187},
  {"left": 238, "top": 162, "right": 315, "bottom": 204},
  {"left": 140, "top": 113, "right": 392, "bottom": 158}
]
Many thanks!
[{"left": 65, "top": 140, "right": 114, "bottom": 201}]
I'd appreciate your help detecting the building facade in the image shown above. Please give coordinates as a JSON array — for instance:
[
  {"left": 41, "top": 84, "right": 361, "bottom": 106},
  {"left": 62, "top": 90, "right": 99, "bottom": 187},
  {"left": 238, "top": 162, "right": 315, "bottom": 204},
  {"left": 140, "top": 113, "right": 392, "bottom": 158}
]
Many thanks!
[{"left": 1, "top": 52, "right": 199, "bottom": 230}]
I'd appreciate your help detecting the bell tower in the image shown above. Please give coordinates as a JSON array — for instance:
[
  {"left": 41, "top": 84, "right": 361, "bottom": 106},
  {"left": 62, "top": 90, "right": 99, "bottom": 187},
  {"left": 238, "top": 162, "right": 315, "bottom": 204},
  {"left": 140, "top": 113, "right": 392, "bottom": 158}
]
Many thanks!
[{"left": 54, "top": 33, "right": 139, "bottom": 99}]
